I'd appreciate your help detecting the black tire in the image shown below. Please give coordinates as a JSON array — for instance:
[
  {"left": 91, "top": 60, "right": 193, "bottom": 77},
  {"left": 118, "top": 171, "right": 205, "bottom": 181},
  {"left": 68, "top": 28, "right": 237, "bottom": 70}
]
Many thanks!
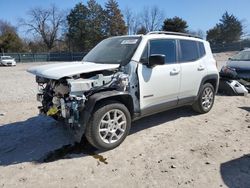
[
  {"left": 85, "top": 101, "right": 131, "bottom": 150},
  {"left": 192, "top": 83, "right": 215, "bottom": 114}
]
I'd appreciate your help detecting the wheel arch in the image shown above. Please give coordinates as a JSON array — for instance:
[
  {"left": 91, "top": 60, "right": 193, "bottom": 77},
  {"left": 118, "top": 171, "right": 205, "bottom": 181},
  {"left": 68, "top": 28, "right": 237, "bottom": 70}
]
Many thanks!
[
  {"left": 196, "top": 74, "right": 219, "bottom": 100},
  {"left": 80, "top": 90, "right": 134, "bottom": 130},
  {"left": 93, "top": 93, "right": 134, "bottom": 116}
]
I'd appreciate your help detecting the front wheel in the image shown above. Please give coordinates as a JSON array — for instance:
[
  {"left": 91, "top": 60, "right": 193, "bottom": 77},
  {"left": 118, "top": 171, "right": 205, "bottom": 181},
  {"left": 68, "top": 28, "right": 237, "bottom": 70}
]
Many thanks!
[
  {"left": 85, "top": 101, "right": 131, "bottom": 150},
  {"left": 192, "top": 83, "right": 215, "bottom": 114}
]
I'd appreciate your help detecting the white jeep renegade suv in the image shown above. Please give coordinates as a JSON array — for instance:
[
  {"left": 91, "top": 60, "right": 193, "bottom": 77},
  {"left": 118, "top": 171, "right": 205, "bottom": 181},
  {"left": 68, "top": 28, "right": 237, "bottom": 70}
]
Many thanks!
[{"left": 28, "top": 31, "right": 219, "bottom": 150}]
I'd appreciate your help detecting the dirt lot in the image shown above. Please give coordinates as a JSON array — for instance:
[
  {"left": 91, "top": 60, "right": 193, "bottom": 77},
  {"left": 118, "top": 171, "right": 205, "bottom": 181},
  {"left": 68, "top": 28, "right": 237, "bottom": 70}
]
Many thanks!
[{"left": 0, "top": 54, "right": 250, "bottom": 188}]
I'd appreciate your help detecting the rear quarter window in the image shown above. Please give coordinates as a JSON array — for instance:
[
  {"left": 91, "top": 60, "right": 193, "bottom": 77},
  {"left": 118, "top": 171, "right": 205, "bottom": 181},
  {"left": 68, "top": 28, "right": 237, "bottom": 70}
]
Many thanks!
[{"left": 198, "top": 42, "right": 206, "bottom": 57}]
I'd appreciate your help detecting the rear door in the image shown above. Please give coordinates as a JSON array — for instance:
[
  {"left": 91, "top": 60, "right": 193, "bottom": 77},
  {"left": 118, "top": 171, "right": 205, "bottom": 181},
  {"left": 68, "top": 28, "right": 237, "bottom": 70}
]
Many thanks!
[
  {"left": 138, "top": 39, "right": 181, "bottom": 114},
  {"left": 178, "top": 40, "right": 207, "bottom": 102}
]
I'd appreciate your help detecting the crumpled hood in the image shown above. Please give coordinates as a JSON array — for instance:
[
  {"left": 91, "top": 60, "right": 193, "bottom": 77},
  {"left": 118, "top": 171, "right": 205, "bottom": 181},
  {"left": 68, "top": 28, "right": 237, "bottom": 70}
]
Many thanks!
[{"left": 27, "top": 61, "right": 120, "bottom": 80}]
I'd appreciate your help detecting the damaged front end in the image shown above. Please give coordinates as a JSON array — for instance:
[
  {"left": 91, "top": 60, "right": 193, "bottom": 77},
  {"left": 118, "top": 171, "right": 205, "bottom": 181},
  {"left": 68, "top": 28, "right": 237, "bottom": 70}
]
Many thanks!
[{"left": 36, "top": 70, "right": 130, "bottom": 132}]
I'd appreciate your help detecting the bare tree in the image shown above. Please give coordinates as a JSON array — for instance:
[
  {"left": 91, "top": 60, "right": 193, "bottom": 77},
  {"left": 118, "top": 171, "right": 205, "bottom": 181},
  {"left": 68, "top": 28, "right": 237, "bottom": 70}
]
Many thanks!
[
  {"left": 140, "top": 6, "right": 164, "bottom": 32},
  {"left": 241, "top": 19, "right": 250, "bottom": 39},
  {"left": 131, "top": 16, "right": 140, "bottom": 35},
  {"left": 189, "top": 29, "right": 205, "bottom": 39},
  {"left": 19, "top": 5, "right": 65, "bottom": 51},
  {"left": 124, "top": 7, "right": 134, "bottom": 35},
  {"left": 123, "top": 7, "right": 141, "bottom": 35}
]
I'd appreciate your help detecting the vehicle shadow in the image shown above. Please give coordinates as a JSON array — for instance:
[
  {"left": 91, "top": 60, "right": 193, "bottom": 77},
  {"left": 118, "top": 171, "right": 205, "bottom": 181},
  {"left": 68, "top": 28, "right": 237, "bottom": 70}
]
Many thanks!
[
  {"left": 0, "top": 116, "right": 74, "bottom": 166},
  {"left": 0, "top": 106, "right": 196, "bottom": 166},
  {"left": 220, "top": 155, "right": 250, "bottom": 188}
]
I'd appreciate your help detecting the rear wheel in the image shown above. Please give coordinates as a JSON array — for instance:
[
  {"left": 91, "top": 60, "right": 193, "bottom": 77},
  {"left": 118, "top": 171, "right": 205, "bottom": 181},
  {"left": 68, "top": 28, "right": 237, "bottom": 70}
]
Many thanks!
[
  {"left": 85, "top": 101, "right": 131, "bottom": 150},
  {"left": 192, "top": 83, "right": 215, "bottom": 114}
]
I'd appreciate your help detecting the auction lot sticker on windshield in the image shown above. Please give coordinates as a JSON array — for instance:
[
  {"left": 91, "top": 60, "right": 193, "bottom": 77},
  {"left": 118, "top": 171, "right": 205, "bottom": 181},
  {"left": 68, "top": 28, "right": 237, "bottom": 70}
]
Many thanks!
[{"left": 121, "top": 39, "right": 138, "bottom": 45}]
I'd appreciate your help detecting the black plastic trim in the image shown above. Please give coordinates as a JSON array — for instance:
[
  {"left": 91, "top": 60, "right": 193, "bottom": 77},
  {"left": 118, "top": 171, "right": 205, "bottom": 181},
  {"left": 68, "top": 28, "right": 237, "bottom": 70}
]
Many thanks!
[
  {"left": 195, "top": 74, "right": 219, "bottom": 101},
  {"left": 80, "top": 90, "right": 132, "bottom": 126},
  {"left": 178, "top": 96, "right": 196, "bottom": 105},
  {"left": 140, "top": 100, "right": 178, "bottom": 117}
]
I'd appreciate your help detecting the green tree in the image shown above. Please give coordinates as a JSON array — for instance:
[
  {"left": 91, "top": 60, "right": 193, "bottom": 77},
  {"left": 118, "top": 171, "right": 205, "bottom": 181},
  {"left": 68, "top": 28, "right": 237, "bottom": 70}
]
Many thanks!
[
  {"left": 67, "top": 1, "right": 107, "bottom": 51},
  {"left": 162, "top": 16, "right": 188, "bottom": 33},
  {"left": 105, "top": 0, "right": 127, "bottom": 36},
  {"left": 141, "top": 6, "right": 164, "bottom": 32},
  {"left": 67, "top": 3, "right": 89, "bottom": 51},
  {"left": 0, "top": 20, "right": 24, "bottom": 53},
  {"left": 206, "top": 25, "right": 223, "bottom": 45},
  {"left": 220, "top": 12, "right": 243, "bottom": 43},
  {"left": 207, "top": 12, "right": 243, "bottom": 44},
  {"left": 86, "top": 0, "right": 106, "bottom": 48}
]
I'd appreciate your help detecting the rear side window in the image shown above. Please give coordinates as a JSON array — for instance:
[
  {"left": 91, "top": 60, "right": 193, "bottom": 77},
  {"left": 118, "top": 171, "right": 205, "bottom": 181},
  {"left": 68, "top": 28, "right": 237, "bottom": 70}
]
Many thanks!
[
  {"left": 149, "top": 39, "right": 176, "bottom": 64},
  {"left": 179, "top": 40, "right": 206, "bottom": 62},
  {"left": 179, "top": 40, "right": 199, "bottom": 62}
]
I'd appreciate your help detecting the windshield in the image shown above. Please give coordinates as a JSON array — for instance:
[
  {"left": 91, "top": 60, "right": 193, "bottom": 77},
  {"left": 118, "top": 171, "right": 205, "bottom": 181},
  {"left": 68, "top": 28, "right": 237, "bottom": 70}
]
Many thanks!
[
  {"left": 231, "top": 51, "right": 250, "bottom": 61},
  {"left": 83, "top": 36, "right": 141, "bottom": 65},
  {"left": 1, "top": 56, "right": 13, "bottom": 60}
]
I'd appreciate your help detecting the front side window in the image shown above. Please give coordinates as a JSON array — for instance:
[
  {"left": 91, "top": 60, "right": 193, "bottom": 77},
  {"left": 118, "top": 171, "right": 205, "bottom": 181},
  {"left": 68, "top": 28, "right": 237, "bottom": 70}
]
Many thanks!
[
  {"left": 179, "top": 40, "right": 199, "bottom": 62},
  {"left": 149, "top": 39, "right": 177, "bottom": 64}
]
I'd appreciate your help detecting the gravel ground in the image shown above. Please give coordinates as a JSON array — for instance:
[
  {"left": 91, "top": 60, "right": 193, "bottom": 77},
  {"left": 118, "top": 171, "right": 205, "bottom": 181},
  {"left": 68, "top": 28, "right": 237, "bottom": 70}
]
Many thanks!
[{"left": 0, "top": 55, "right": 250, "bottom": 188}]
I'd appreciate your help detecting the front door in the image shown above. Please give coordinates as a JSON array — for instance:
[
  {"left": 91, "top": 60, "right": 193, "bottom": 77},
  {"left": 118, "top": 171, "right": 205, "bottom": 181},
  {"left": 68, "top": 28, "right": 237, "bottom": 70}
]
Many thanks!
[{"left": 137, "top": 39, "right": 180, "bottom": 115}]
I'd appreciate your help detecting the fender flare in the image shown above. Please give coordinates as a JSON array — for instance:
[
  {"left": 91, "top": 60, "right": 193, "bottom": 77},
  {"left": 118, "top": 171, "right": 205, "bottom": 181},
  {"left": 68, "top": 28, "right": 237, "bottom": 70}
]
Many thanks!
[
  {"left": 195, "top": 74, "right": 219, "bottom": 101},
  {"left": 77, "top": 90, "right": 133, "bottom": 138}
]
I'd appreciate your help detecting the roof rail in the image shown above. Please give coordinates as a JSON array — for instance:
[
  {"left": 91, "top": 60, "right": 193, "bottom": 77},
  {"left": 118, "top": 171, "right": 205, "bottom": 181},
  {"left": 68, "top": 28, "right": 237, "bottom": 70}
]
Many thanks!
[{"left": 147, "top": 31, "right": 202, "bottom": 39}]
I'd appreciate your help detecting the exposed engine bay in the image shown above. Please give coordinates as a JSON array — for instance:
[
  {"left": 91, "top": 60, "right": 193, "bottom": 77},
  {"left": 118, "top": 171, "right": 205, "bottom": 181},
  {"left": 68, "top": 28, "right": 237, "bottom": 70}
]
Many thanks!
[{"left": 36, "top": 70, "right": 129, "bottom": 129}]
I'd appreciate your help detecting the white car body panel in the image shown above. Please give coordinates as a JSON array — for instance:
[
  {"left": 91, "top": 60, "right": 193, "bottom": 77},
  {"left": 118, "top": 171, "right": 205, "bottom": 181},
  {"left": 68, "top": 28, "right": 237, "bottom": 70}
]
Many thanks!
[
  {"left": 138, "top": 63, "right": 180, "bottom": 110},
  {"left": 27, "top": 61, "right": 120, "bottom": 80},
  {"left": 179, "top": 58, "right": 207, "bottom": 98}
]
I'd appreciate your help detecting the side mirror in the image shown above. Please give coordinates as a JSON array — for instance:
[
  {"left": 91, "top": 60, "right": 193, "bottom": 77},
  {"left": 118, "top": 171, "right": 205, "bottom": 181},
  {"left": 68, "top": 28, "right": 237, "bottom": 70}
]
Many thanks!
[
  {"left": 148, "top": 54, "right": 165, "bottom": 67},
  {"left": 228, "top": 57, "right": 232, "bottom": 60}
]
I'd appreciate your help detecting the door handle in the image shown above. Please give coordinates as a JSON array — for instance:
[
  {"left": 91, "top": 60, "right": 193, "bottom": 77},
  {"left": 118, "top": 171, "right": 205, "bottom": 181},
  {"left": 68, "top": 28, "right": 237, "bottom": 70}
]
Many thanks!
[
  {"left": 198, "top": 65, "right": 205, "bottom": 71},
  {"left": 170, "top": 68, "right": 180, "bottom": 75}
]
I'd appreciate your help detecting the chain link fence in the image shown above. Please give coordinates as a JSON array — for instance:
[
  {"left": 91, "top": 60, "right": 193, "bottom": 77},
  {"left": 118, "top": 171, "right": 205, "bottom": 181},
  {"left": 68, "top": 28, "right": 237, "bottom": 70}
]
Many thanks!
[
  {"left": 0, "top": 52, "right": 87, "bottom": 63},
  {"left": 211, "top": 40, "right": 250, "bottom": 53},
  {"left": 2, "top": 41, "right": 250, "bottom": 63}
]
